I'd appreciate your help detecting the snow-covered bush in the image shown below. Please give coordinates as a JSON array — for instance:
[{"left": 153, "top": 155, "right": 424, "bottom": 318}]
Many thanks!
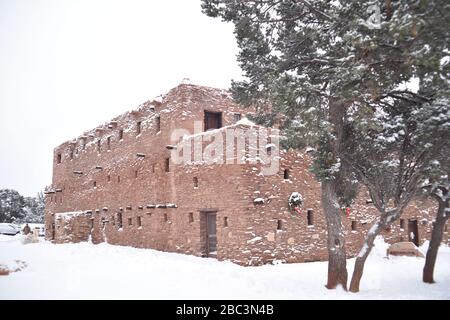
[{"left": 288, "top": 192, "right": 303, "bottom": 210}]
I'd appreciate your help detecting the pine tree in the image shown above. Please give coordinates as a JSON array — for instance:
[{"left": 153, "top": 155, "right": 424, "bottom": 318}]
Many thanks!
[
  {"left": 421, "top": 144, "right": 450, "bottom": 283},
  {"left": 35, "top": 191, "right": 45, "bottom": 223},
  {"left": 343, "top": 88, "right": 450, "bottom": 291},
  {"left": 202, "top": 0, "right": 450, "bottom": 291},
  {"left": 0, "top": 189, "right": 26, "bottom": 223},
  {"left": 0, "top": 189, "right": 45, "bottom": 224},
  {"left": 23, "top": 192, "right": 45, "bottom": 223}
]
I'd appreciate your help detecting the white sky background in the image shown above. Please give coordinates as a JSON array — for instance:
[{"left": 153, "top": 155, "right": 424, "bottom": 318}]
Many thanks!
[{"left": 0, "top": 0, "right": 242, "bottom": 197}]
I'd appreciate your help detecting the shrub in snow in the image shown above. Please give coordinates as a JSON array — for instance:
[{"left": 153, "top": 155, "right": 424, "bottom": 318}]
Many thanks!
[{"left": 21, "top": 234, "right": 38, "bottom": 245}]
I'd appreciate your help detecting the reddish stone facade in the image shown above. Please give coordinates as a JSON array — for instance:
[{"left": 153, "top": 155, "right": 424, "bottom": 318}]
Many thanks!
[{"left": 45, "top": 83, "right": 449, "bottom": 266}]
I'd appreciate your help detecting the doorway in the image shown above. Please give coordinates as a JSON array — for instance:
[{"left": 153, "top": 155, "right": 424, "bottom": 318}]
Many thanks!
[
  {"left": 408, "top": 219, "right": 419, "bottom": 246},
  {"left": 51, "top": 222, "right": 55, "bottom": 240},
  {"left": 201, "top": 211, "right": 217, "bottom": 257}
]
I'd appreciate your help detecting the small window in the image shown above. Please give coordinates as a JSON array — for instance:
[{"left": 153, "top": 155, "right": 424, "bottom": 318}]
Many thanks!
[
  {"left": 233, "top": 113, "right": 241, "bottom": 123},
  {"left": 136, "top": 121, "right": 141, "bottom": 135},
  {"left": 189, "top": 212, "right": 194, "bottom": 223},
  {"left": 193, "top": 177, "right": 198, "bottom": 188},
  {"left": 107, "top": 136, "right": 111, "bottom": 150},
  {"left": 69, "top": 149, "right": 74, "bottom": 160},
  {"left": 152, "top": 164, "right": 156, "bottom": 173},
  {"left": 57, "top": 153, "right": 62, "bottom": 164},
  {"left": 119, "top": 129, "right": 123, "bottom": 140},
  {"left": 156, "top": 116, "right": 161, "bottom": 133},
  {"left": 224, "top": 217, "right": 228, "bottom": 227},
  {"left": 117, "top": 212, "right": 122, "bottom": 228},
  {"left": 351, "top": 221, "right": 357, "bottom": 231},
  {"left": 137, "top": 216, "right": 142, "bottom": 227},
  {"left": 277, "top": 219, "right": 283, "bottom": 230},
  {"left": 128, "top": 218, "right": 132, "bottom": 226},
  {"left": 165, "top": 157, "right": 170, "bottom": 172},
  {"left": 307, "top": 210, "right": 314, "bottom": 226},
  {"left": 400, "top": 219, "right": 405, "bottom": 229},
  {"left": 135, "top": 170, "right": 138, "bottom": 178},
  {"left": 204, "top": 111, "right": 222, "bottom": 131},
  {"left": 97, "top": 139, "right": 101, "bottom": 152},
  {"left": 164, "top": 213, "right": 168, "bottom": 222},
  {"left": 118, "top": 175, "right": 121, "bottom": 183},
  {"left": 82, "top": 138, "right": 86, "bottom": 150},
  {"left": 93, "top": 181, "right": 97, "bottom": 188},
  {"left": 107, "top": 175, "right": 111, "bottom": 182},
  {"left": 283, "top": 169, "right": 290, "bottom": 180}
]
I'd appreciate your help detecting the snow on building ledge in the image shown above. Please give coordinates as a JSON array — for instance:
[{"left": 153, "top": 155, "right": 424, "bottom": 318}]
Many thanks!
[
  {"left": 55, "top": 211, "right": 86, "bottom": 221},
  {"left": 253, "top": 198, "right": 265, "bottom": 204}
]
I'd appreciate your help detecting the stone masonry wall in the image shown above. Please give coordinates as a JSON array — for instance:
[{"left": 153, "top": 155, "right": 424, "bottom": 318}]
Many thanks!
[{"left": 45, "top": 83, "right": 449, "bottom": 266}]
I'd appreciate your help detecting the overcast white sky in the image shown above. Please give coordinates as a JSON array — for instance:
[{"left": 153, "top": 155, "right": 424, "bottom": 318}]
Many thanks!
[{"left": 0, "top": 0, "right": 242, "bottom": 197}]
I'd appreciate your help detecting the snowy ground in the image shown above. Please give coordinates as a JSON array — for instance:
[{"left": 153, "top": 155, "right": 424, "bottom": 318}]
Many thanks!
[{"left": 0, "top": 235, "right": 449, "bottom": 299}]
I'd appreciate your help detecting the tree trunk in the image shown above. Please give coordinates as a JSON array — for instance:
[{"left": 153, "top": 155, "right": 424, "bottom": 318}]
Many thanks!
[
  {"left": 423, "top": 200, "right": 449, "bottom": 283},
  {"left": 322, "top": 180, "right": 348, "bottom": 290},
  {"left": 321, "top": 98, "right": 348, "bottom": 290},
  {"left": 349, "top": 220, "right": 385, "bottom": 292}
]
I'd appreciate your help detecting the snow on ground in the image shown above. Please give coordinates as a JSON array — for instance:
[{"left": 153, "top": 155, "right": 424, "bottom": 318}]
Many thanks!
[{"left": 0, "top": 235, "right": 449, "bottom": 300}]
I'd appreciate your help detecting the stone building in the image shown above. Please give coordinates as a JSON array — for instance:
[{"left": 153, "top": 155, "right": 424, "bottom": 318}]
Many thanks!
[{"left": 44, "top": 83, "right": 448, "bottom": 266}]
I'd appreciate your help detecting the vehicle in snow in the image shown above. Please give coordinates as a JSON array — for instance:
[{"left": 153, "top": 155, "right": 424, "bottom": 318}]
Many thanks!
[{"left": 0, "top": 223, "right": 21, "bottom": 235}]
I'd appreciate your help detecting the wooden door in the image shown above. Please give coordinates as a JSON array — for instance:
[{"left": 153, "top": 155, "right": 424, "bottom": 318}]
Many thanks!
[
  {"left": 408, "top": 219, "right": 419, "bottom": 246},
  {"left": 206, "top": 212, "right": 217, "bottom": 257},
  {"left": 51, "top": 222, "right": 55, "bottom": 240}
]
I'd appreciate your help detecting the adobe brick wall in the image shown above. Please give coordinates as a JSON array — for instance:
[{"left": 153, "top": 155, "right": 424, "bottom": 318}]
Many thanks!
[
  {"left": 53, "top": 211, "right": 92, "bottom": 243},
  {"left": 45, "top": 83, "right": 449, "bottom": 266}
]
